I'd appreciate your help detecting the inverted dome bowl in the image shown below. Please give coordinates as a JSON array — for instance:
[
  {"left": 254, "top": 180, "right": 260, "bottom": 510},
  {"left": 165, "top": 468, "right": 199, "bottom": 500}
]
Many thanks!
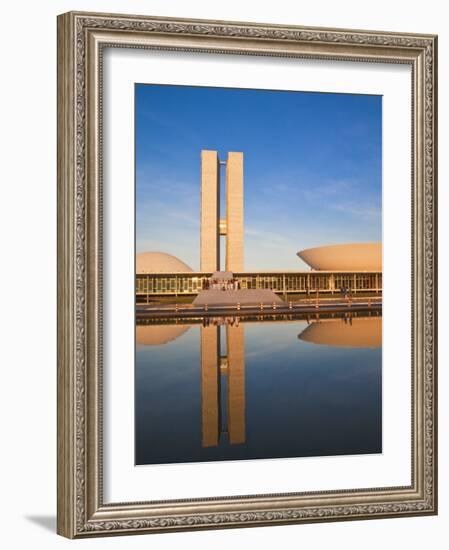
[
  {"left": 298, "top": 317, "right": 382, "bottom": 348},
  {"left": 297, "top": 242, "right": 381, "bottom": 271}
]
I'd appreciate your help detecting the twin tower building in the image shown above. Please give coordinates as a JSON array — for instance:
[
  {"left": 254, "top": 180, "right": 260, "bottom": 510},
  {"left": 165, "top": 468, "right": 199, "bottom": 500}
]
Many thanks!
[{"left": 200, "top": 150, "right": 244, "bottom": 273}]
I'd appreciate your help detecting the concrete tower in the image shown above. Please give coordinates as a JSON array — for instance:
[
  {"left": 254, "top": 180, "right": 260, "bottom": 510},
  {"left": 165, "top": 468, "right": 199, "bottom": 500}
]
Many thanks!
[
  {"left": 225, "top": 152, "right": 244, "bottom": 272},
  {"left": 200, "top": 150, "right": 220, "bottom": 273},
  {"left": 200, "top": 323, "right": 246, "bottom": 447},
  {"left": 200, "top": 150, "right": 244, "bottom": 272},
  {"left": 200, "top": 324, "right": 220, "bottom": 447}
]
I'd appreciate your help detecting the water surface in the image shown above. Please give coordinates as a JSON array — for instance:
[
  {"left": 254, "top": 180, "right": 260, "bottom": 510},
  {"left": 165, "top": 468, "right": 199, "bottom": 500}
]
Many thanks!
[{"left": 135, "top": 314, "right": 382, "bottom": 465}]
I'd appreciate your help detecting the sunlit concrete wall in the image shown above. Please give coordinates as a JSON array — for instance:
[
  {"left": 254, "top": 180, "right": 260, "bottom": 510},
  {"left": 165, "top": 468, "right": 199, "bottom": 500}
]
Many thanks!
[
  {"left": 226, "top": 152, "right": 244, "bottom": 272},
  {"left": 200, "top": 150, "right": 220, "bottom": 272}
]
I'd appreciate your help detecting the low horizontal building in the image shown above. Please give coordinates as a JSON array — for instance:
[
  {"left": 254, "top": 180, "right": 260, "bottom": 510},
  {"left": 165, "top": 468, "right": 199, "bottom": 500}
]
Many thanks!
[
  {"left": 136, "top": 270, "right": 382, "bottom": 301},
  {"left": 135, "top": 246, "right": 382, "bottom": 301}
]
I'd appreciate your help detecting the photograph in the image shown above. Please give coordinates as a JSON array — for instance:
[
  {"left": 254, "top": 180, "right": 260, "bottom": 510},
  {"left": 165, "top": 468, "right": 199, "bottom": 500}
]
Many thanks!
[
  {"left": 55, "top": 9, "right": 437, "bottom": 538},
  {"left": 0, "top": 0, "right": 443, "bottom": 542},
  {"left": 134, "top": 84, "right": 383, "bottom": 466}
]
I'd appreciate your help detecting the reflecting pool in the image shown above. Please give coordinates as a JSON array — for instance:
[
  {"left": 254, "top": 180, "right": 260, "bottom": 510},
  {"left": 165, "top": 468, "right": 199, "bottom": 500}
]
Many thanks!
[{"left": 135, "top": 312, "right": 382, "bottom": 465}]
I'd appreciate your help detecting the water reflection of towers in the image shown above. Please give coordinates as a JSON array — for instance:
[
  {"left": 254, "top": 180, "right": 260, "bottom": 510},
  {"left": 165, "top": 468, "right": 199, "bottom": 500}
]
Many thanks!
[{"left": 201, "top": 323, "right": 245, "bottom": 447}]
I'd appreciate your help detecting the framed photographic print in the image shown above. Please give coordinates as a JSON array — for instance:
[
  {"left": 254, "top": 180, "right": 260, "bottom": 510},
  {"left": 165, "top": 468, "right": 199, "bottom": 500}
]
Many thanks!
[{"left": 57, "top": 11, "right": 438, "bottom": 538}]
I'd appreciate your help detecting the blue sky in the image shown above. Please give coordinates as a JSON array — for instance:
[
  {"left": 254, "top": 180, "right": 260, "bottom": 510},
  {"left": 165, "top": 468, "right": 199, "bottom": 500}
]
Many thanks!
[{"left": 135, "top": 84, "right": 382, "bottom": 271}]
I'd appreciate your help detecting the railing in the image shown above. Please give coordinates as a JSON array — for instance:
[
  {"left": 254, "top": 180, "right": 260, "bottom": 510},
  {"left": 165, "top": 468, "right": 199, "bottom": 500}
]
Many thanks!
[{"left": 136, "top": 295, "right": 382, "bottom": 318}]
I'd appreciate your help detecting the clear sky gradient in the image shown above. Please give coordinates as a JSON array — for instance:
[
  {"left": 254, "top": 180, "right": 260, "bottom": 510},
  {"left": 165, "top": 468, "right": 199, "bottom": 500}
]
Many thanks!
[{"left": 135, "top": 84, "right": 382, "bottom": 271}]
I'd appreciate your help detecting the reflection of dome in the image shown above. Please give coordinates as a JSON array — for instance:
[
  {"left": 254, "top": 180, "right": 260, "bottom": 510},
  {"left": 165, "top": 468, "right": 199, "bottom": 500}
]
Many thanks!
[
  {"left": 297, "top": 242, "right": 381, "bottom": 271},
  {"left": 136, "top": 252, "right": 193, "bottom": 274},
  {"left": 136, "top": 324, "right": 191, "bottom": 346},
  {"left": 298, "top": 317, "right": 381, "bottom": 348}
]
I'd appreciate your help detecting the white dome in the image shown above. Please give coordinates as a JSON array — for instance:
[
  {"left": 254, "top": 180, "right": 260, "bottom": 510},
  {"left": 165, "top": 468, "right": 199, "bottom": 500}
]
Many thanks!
[{"left": 136, "top": 252, "right": 193, "bottom": 274}]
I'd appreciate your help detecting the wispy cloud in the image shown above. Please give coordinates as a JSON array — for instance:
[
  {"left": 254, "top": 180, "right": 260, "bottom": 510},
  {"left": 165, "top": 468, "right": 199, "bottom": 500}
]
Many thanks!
[
  {"left": 330, "top": 201, "right": 381, "bottom": 221},
  {"left": 137, "top": 203, "right": 199, "bottom": 229},
  {"left": 137, "top": 174, "right": 197, "bottom": 197},
  {"left": 137, "top": 107, "right": 203, "bottom": 144},
  {"left": 245, "top": 226, "right": 297, "bottom": 246},
  {"left": 302, "top": 178, "right": 357, "bottom": 201}
]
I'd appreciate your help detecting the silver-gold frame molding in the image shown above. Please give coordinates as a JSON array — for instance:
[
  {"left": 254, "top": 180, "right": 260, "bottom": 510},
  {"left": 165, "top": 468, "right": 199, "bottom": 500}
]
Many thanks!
[{"left": 57, "top": 11, "right": 438, "bottom": 538}]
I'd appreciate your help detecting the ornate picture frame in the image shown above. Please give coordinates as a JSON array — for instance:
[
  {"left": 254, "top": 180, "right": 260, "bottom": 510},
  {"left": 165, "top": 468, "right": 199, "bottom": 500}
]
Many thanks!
[{"left": 57, "top": 11, "right": 437, "bottom": 538}]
